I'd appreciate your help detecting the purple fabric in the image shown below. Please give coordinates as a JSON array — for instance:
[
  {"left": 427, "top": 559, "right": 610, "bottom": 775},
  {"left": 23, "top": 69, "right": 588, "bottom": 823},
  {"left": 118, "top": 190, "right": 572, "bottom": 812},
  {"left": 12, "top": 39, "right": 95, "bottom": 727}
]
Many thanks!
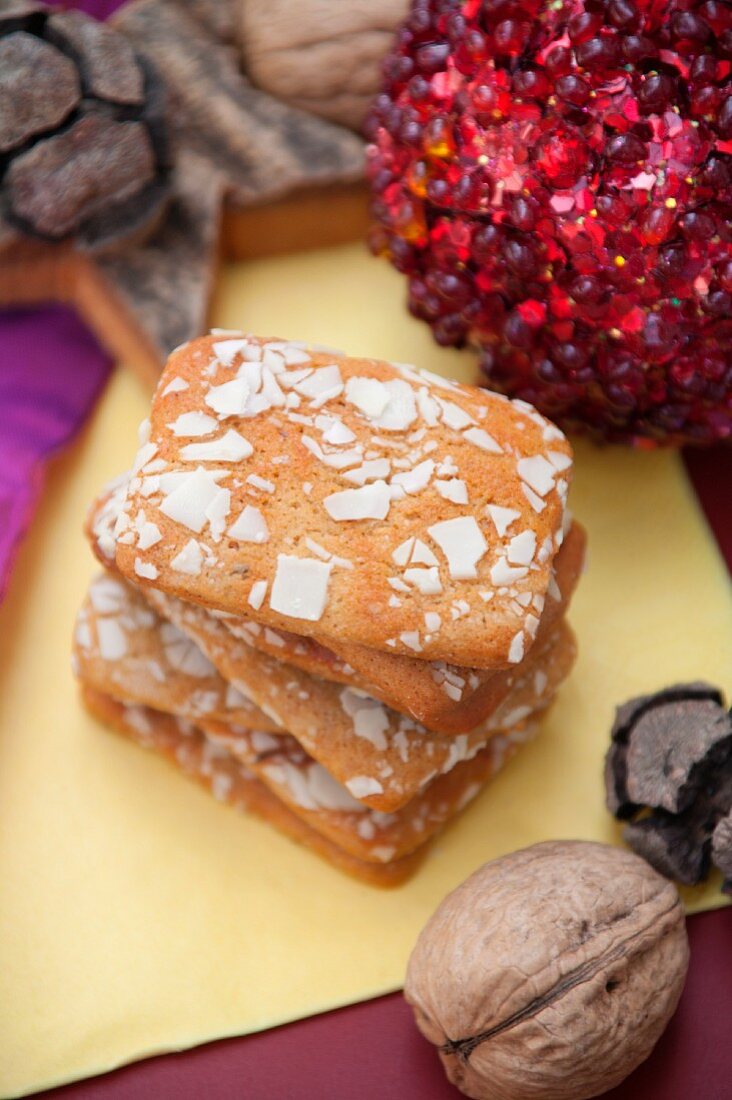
[
  {"left": 0, "top": 306, "right": 112, "bottom": 600},
  {"left": 0, "top": 1, "right": 126, "bottom": 601}
]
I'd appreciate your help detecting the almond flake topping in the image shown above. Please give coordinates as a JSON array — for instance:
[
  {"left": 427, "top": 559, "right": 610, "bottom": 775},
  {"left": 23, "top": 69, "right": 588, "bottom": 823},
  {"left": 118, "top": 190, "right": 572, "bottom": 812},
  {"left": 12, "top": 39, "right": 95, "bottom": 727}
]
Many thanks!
[
  {"left": 180, "top": 430, "right": 253, "bottom": 462},
  {"left": 269, "top": 555, "right": 332, "bottom": 621},
  {"left": 168, "top": 412, "right": 218, "bottom": 437},
  {"left": 486, "top": 504, "right": 521, "bottom": 536},
  {"left": 323, "top": 481, "right": 392, "bottom": 522},
  {"left": 228, "top": 505, "right": 269, "bottom": 544},
  {"left": 427, "top": 516, "right": 488, "bottom": 579}
]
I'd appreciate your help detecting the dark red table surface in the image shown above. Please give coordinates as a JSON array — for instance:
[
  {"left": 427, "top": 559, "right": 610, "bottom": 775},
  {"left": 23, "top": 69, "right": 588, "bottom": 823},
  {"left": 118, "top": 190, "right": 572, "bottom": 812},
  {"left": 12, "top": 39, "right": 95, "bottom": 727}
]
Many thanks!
[{"left": 34, "top": 447, "right": 732, "bottom": 1100}]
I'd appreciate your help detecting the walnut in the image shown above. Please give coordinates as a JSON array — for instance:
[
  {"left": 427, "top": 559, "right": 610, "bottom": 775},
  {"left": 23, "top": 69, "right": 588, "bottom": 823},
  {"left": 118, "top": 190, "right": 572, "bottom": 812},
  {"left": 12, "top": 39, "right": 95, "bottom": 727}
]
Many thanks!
[
  {"left": 238, "top": 0, "right": 408, "bottom": 130},
  {"left": 405, "top": 840, "right": 688, "bottom": 1100},
  {"left": 605, "top": 682, "right": 732, "bottom": 885}
]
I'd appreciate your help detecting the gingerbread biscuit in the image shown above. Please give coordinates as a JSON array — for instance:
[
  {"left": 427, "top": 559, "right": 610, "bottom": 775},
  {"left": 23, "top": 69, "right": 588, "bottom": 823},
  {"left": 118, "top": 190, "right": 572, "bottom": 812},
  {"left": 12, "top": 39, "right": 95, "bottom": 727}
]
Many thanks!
[
  {"left": 73, "top": 570, "right": 575, "bottom": 813},
  {"left": 73, "top": 572, "right": 278, "bottom": 732},
  {"left": 190, "top": 717, "right": 535, "bottom": 864},
  {"left": 89, "top": 478, "right": 584, "bottom": 733},
  {"left": 73, "top": 574, "right": 540, "bottom": 863},
  {"left": 82, "top": 687, "right": 423, "bottom": 887},
  {"left": 114, "top": 334, "right": 572, "bottom": 668},
  {"left": 142, "top": 582, "right": 576, "bottom": 812}
]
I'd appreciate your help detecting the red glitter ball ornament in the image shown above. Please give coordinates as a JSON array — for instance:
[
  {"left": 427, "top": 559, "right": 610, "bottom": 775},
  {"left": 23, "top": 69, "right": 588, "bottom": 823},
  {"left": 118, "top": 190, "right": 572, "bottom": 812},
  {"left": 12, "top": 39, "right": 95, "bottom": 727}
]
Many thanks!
[{"left": 367, "top": 0, "right": 732, "bottom": 445}]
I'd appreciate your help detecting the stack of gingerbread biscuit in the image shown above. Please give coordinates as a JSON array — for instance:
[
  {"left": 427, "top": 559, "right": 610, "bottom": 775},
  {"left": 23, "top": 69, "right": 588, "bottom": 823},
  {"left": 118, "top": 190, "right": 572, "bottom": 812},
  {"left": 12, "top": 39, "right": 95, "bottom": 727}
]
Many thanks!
[{"left": 73, "top": 334, "right": 584, "bottom": 886}]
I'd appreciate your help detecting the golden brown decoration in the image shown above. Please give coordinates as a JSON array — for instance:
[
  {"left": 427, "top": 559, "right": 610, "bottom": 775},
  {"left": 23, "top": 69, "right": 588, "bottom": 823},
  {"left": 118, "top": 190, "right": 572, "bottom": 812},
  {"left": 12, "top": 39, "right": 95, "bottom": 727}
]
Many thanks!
[{"left": 405, "top": 840, "right": 689, "bottom": 1100}]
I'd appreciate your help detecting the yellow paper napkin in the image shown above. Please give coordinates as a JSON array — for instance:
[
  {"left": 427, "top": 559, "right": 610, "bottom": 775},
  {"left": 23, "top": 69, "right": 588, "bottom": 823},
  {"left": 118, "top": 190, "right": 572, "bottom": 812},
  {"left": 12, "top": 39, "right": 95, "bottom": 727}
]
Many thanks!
[{"left": 1, "top": 244, "right": 730, "bottom": 1097}]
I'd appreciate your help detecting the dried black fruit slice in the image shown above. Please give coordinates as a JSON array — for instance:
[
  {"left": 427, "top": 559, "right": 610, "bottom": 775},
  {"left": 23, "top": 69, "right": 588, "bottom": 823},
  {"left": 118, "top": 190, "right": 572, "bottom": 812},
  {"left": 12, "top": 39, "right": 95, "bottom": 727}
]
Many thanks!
[
  {"left": 712, "top": 811, "right": 732, "bottom": 895},
  {"left": 605, "top": 682, "right": 732, "bottom": 887}
]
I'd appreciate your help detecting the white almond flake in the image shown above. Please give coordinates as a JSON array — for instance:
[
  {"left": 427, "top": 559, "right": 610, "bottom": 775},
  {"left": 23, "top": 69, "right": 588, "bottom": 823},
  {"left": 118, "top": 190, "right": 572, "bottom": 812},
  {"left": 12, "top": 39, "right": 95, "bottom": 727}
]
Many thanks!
[
  {"left": 400, "top": 631, "right": 422, "bottom": 652},
  {"left": 547, "top": 575, "right": 561, "bottom": 602},
  {"left": 280, "top": 345, "right": 311, "bottom": 365},
  {"left": 134, "top": 558, "right": 158, "bottom": 580},
  {"left": 387, "top": 576, "right": 411, "bottom": 593},
  {"left": 404, "top": 566, "right": 442, "bottom": 594},
  {"left": 161, "top": 622, "right": 216, "bottom": 677},
  {"left": 411, "top": 540, "right": 438, "bottom": 566},
  {"left": 323, "top": 481, "right": 391, "bottom": 521},
  {"left": 180, "top": 430, "right": 254, "bottom": 462},
  {"left": 416, "top": 387, "right": 440, "bottom": 426},
  {"left": 517, "top": 454, "right": 556, "bottom": 496},
  {"left": 417, "top": 367, "right": 460, "bottom": 391},
  {"left": 388, "top": 595, "right": 402, "bottom": 608},
  {"left": 392, "top": 538, "right": 415, "bottom": 567},
  {"left": 246, "top": 474, "right": 275, "bottom": 493},
  {"left": 260, "top": 367, "right": 286, "bottom": 407},
  {"left": 437, "top": 398, "right": 475, "bottom": 431},
  {"left": 391, "top": 459, "right": 435, "bottom": 494},
  {"left": 521, "top": 483, "right": 547, "bottom": 513},
  {"left": 508, "top": 631, "right": 525, "bottom": 664},
  {"left": 507, "top": 530, "right": 537, "bottom": 565},
  {"left": 228, "top": 505, "right": 269, "bottom": 544},
  {"left": 171, "top": 539, "right": 204, "bottom": 575},
  {"left": 341, "top": 690, "right": 390, "bottom": 750},
  {"left": 345, "top": 376, "right": 391, "bottom": 418},
  {"left": 301, "top": 436, "right": 363, "bottom": 470},
  {"left": 295, "top": 364, "right": 343, "bottom": 404},
  {"left": 279, "top": 367, "right": 312, "bottom": 390},
  {"left": 342, "top": 458, "right": 391, "bottom": 485},
  {"left": 168, "top": 412, "right": 218, "bottom": 437},
  {"left": 270, "top": 555, "right": 333, "bottom": 621},
  {"left": 375, "top": 379, "right": 418, "bottom": 432},
  {"left": 136, "top": 520, "right": 162, "bottom": 551},
  {"left": 435, "top": 478, "right": 468, "bottom": 504},
  {"left": 547, "top": 449, "right": 572, "bottom": 472},
  {"left": 304, "top": 537, "right": 330, "bottom": 560},
  {"left": 161, "top": 376, "right": 188, "bottom": 397},
  {"left": 213, "top": 338, "right": 250, "bottom": 366},
  {"left": 346, "top": 776, "right": 384, "bottom": 799},
  {"left": 160, "top": 468, "right": 227, "bottom": 533},
  {"left": 424, "top": 611, "right": 441, "bottom": 632},
  {"left": 486, "top": 504, "right": 521, "bottom": 536},
  {"left": 322, "top": 419, "right": 356, "bottom": 445},
  {"left": 205, "top": 378, "right": 250, "bottom": 417},
  {"left": 248, "top": 579, "right": 268, "bottom": 610},
  {"left": 427, "top": 516, "right": 488, "bottom": 579},
  {"left": 205, "top": 487, "right": 231, "bottom": 542},
  {"left": 464, "top": 426, "right": 503, "bottom": 454},
  {"left": 490, "top": 558, "right": 529, "bottom": 585},
  {"left": 543, "top": 422, "right": 567, "bottom": 443},
  {"left": 97, "top": 618, "right": 127, "bottom": 661}
]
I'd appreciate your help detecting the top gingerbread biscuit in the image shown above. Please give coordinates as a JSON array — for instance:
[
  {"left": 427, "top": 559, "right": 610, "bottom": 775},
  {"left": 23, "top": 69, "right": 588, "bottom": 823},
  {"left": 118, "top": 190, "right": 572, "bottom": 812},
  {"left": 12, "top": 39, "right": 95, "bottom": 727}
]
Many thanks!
[{"left": 114, "top": 334, "right": 572, "bottom": 669}]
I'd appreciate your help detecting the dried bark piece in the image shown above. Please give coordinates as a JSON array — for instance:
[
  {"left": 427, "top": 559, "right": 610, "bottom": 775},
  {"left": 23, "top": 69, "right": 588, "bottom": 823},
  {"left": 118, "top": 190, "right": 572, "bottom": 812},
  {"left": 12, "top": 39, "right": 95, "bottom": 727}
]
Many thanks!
[
  {"left": 46, "top": 10, "right": 144, "bottom": 105},
  {"left": 0, "top": 6, "right": 171, "bottom": 250},
  {"left": 7, "top": 114, "right": 156, "bottom": 239},
  {"left": 113, "top": 0, "right": 364, "bottom": 207},
  {"left": 97, "top": 151, "right": 223, "bottom": 360},
  {"left": 605, "top": 682, "right": 732, "bottom": 886},
  {"left": 406, "top": 841, "right": 689, "bottom": 1100},
  {"left": 0, "top": 31, "right": 80, "bottom": 152}
]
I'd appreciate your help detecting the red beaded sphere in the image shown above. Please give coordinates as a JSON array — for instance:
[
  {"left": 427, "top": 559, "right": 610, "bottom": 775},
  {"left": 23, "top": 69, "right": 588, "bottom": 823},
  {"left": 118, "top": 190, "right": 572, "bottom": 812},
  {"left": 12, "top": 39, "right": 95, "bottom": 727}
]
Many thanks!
[{"left": 367, "top": 0, "right": 732, "bottom": 445}]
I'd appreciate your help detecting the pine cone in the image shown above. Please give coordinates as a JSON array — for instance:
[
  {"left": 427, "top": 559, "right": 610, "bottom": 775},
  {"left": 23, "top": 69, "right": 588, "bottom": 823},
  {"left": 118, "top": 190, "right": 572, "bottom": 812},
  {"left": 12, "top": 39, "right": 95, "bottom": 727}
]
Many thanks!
[{"left": 0, "top": 1, "right": 170, "bottom": 253}]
